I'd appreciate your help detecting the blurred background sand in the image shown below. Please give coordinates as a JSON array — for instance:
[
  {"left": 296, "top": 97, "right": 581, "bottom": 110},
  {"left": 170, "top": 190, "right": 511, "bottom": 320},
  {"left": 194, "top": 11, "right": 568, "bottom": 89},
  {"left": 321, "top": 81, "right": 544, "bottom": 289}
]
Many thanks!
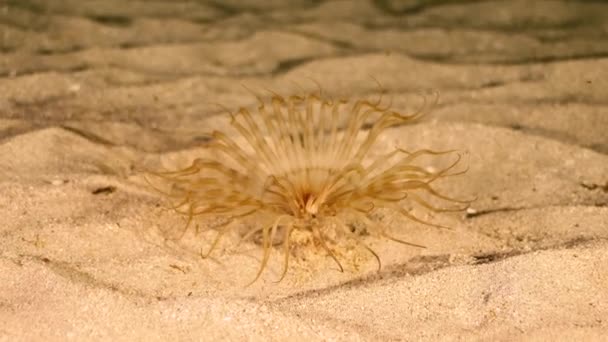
[{"left": 1, "top": 1, "right": 607, "bottom": 341}]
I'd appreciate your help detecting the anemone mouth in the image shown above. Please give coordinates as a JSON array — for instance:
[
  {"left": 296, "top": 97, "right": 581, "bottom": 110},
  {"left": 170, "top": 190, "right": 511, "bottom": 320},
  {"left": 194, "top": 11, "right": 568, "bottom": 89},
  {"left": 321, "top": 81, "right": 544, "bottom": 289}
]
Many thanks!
[{"left": 145, "top": 84, "right": 471, "bottom": 284}]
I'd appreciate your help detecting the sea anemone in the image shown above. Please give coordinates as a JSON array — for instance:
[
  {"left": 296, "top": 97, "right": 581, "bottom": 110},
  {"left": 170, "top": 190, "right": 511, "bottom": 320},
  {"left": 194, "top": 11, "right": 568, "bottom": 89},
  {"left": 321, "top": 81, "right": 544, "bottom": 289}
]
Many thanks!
[{"left": 147, "top": 84, "right": 469, "bottom": 284}]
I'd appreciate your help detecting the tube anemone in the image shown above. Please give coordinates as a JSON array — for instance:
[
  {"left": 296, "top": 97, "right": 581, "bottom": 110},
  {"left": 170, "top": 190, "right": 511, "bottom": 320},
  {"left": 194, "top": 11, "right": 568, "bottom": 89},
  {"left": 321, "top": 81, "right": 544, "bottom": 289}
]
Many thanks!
[{"left": 147, "top": 85, "right": 469, "bottom": 284}]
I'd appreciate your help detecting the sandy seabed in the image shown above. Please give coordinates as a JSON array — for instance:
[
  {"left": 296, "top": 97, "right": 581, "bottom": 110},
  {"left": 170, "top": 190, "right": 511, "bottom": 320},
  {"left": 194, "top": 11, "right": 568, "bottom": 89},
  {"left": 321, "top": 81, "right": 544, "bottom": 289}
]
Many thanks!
[{"left": 1, "top": 1, "right": 608, "bottom": 341}]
